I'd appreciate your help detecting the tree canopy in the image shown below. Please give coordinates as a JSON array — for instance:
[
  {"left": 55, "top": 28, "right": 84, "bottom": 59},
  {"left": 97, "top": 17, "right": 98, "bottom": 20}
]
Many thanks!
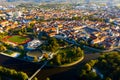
[{"left": 78, "top": 52, "right": 120, "bottom": 80}]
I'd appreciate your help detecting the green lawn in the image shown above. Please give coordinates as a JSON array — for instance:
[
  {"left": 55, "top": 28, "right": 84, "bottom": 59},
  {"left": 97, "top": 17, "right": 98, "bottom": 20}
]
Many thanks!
[{"left": 8, "top": 35, "right": 29, "bottom": 44}]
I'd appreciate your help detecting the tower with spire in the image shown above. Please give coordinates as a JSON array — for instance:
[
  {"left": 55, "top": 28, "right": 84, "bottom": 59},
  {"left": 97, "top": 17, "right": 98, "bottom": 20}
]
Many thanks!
[{"left": 54, "top": 24, "right": 59, "bottom": 34}]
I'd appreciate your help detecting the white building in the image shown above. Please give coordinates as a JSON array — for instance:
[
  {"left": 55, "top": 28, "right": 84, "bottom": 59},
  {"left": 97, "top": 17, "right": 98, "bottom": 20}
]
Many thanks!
[
  {"left": 54, "top": 33, "right": 67, "bottom": 39},
  {"left": 27, "top": 39, "right": 43, "bottom": 50}
]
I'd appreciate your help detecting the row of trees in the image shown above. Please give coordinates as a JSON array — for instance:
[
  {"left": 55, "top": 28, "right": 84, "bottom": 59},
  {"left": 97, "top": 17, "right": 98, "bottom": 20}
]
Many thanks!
[
  {"left": 0, "top": 66, "right": 28, "bottom": 80},
  {"left": 78, "top": 39, "right": 105, "bottom": 50},
  {"left": 78, "top": 52, "right": 120, "bottom": 80}
]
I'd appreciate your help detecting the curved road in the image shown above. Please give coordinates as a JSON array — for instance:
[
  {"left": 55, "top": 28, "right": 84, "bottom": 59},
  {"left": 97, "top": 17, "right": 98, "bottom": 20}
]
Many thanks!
[{"left": 36, "top": 53, "right": 101, "bottom": 80}]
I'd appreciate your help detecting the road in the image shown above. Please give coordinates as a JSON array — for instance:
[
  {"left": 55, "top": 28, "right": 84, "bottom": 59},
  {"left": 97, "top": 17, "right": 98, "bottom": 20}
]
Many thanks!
[
  {"left": 115, "top": 48, "right": 120, "bottom": 52},
  {"left": 35, "top": 53, "right": 101, "bottom": 80},
  {"left": 84, "top": 45, "right": 120, "bottom": 53}
]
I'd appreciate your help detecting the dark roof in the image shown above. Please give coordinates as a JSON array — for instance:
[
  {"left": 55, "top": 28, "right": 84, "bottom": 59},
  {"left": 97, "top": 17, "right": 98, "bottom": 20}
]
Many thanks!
[
  {"left": 27, "top": 50, "right": 43, "bottom": 57},
  {"left": 83, "top": 27, "right": 99, "bottom": 34},
  {"left": 0, "top": 25, "right": 2, "bottom": 27}
]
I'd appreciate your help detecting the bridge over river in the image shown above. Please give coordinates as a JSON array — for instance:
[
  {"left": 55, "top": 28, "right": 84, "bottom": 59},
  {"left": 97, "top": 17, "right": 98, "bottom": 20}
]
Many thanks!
[{"left": 0, "top": 53, "right": 101, "bottom": 80}]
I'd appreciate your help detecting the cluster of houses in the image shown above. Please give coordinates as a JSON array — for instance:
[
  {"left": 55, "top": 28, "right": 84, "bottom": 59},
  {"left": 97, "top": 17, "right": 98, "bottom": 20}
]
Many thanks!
[
  {"left": 0, "top": 4, "right": 120, "bottom": 51},
  {"left": 34, "top": 19, "right": 120, "bottom": 49}
]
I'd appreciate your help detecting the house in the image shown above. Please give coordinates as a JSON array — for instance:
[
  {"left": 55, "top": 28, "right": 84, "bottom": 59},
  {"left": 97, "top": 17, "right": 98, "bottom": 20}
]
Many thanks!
[
  {"left": 91, "top": 36, "right": 106, "bottom": 44},
  {"left": 0, "top": 27, "right": 3, "bottom": 33},
  {"left": 0, "top": 20, "right": 9, "bottom": 27}
]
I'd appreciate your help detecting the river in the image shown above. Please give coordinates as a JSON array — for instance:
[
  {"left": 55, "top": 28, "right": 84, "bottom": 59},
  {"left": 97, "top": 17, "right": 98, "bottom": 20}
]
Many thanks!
[
  {"left": 0, "top": 52, "right": 100, "bottom": 80},
  {"left": 36, "top": 53, "right": 100, "bottom": 80}
]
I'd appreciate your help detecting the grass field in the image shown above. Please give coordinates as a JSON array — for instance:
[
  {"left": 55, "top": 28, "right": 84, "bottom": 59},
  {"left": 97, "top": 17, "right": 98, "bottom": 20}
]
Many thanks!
[{"left": 3, "top": 35, "right": 31, "bottom": 45}]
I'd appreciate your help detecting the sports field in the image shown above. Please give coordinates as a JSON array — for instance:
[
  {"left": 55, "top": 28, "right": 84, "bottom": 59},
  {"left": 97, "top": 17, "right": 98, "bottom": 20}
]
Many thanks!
[{"left": 3, "top": 35, "right": 31, "bottom": 45}]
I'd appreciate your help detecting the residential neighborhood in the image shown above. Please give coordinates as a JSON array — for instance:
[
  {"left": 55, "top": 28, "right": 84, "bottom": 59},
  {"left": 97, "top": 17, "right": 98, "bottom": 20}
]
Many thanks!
[{"left": 0, "top": 1, "right": 120, "bottom": 80}]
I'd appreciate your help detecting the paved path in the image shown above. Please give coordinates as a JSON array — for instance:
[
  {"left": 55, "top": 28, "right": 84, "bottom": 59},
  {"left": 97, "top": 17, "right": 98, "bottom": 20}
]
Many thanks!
[{"left": 28, "top": 60, "right": 49, "bottom": 80}]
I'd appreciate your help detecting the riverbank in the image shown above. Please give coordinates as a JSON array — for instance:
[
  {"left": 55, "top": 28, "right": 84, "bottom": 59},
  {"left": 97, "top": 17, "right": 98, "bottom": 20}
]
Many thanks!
[
  {"left": 59, "top": 56, "right": 84, "bottom": 67},
  {"left": 36, "top": 53, "right": 101, "bottom": 80}
]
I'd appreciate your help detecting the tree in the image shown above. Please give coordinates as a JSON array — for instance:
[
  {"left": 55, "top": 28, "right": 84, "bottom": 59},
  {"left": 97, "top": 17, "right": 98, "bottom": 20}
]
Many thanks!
[
  {"left": 84, "top": 63, "right": 92, "bottom": 71},
  {"left": 0, "top": 45, "right": 6, "bottom": 51},
  {"left": 18, "top": 31, "right": 22, "bottom": 35},
  {"left": 7, "top": 69, "right": 17, "bottom": 76},
  {"left": 18, "top": 45, "right": 24, "bottom": 50},
  {"left": 46, "top": 77, "right": 50, "bottom": 80},
  {"left": 88, "top": 60, "right": 98, "bottom": 67},
  {"left": 94, "top": 44, "right": 99, "bottom": 48},
  {"left": 33, "top": 77, "right": 38, "bottom": 80},
  {"left": 29, "top": 23, "right": 35, "bottom": 28},
  {"left": 105, "top": 77, "right": 112, "bottom": 80},
  {"left": 17, "top": 72, "right": 28, "bottom": 80},
  {"left": 80, "top": 70, "right": 86, "bottom": 77},
  {"left": 78, "top": 52, "right": 120, "bottom": 80},
  {"left": 34, "top": 56, "right": 38, "bottom": 62},
  {"left": 88, "top": 72, "right": 97, "bottom": 79},
  {"left": 0, "top": 66, "right": 28, "bottom": 80},
  {"left": 76, "top": 47, "right": 83, "bottom": 57},
  {"left": 56, "top": 54, "right": 62, "bottom": 65}
]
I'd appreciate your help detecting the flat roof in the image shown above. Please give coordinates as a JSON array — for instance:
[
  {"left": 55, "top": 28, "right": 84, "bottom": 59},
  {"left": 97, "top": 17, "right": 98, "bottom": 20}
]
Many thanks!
[{"left": 27, "top": 50, "right": 43, "bottom": 57}]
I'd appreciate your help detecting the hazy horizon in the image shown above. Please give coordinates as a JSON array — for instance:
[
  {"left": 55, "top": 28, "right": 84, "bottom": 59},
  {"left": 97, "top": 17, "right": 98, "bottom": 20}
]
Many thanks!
[
  {"left": 0, "top": 0, "right": 120, "bottom": 6},
  {"left": 0, "top": 0, "right": 119, "bottom": 3}
]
